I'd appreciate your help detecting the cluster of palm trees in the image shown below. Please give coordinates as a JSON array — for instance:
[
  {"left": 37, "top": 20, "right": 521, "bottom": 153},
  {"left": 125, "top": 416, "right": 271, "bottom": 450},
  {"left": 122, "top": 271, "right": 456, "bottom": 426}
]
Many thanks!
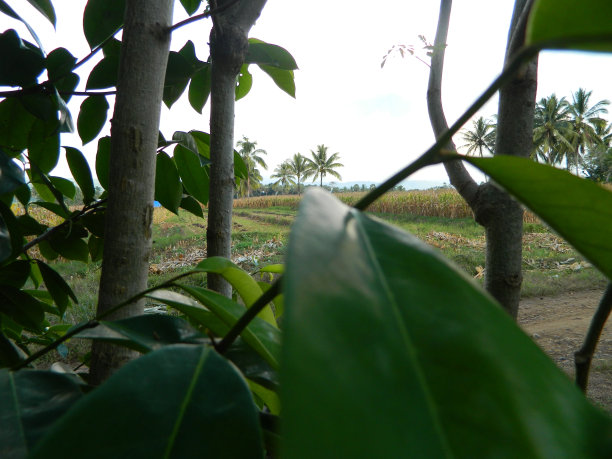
[
  {"left": 460, "top": 88, "right": 612, "bottom": 180},
  {"left": 271, "top": 145, "right": 343, "bottom": 194},
  {"left": 236, "top": 137, "right": 344, "bottom": 197}
]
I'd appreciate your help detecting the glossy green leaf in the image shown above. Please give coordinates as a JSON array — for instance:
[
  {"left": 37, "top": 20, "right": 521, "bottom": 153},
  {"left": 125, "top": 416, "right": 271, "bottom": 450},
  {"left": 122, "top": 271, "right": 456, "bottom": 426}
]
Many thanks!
[
  {"left": 95, "top": 136, "right": 111, "bottom": 190},
  {"left": 86, "top": 54, "right": 119, "bottom": 89},
  {"left": 168, "top": 286, "right": 280, "bottom": 368},
  {"left": 281, "top": 189, "right": 612, "bottom": 458},
  {"left": 0, "top": 201, "right": 22, "bottom": 260},
  {"left": 37, "top": 261, "right": 77, "bottom": 316},
  {"left": 467, "top": 156, "right": 612, "bottom": 281},
  {"left": 179, "top": 195, "right": 204, "bottom": 218},
  {"left": 0, "top": 29, "right": 45, "bottom": 87},
  {"left": 26, "top": 0, "right": 56, "bottom": 27},
  {"left": 0, "top": 369, "right": 84, "bottom": 456},
  {"left": 65, "top": 147, "right": 95, "bottom": 204},
  {"left": 83, "top": 0, "right": 125, "bottom": 49},
  {"left": 81, "top": 210, "right": 105, "bottom": 237},
  {"left": 0, "top": 1, "right": 44, "bottom": 51},
  {"left": 14, "top": 183, "right": 30, "bottom": 208},
  {"left": 0, "top": 149, "right": 25, "bottom": 195},
  {"left": 225, "top": 338, "right": 279, "bottom": 391},
  {"left": 0, "top": 260, "right": 30, "bottom": 288},
  {"left": 0, "top": 98, "right": 36, "bottom": 155},
  {"left": 0, "top": 331, "right": 24, "bottom": 367},
  {"left": 163, "top": 51, "right": 194, "bottom": 108},
  {"left": 0, "top": 286, "right": 45, "bottom": 332},
  {"left": 19, "top": 92, "right": 57, "bottom": 124},
  {"left": 75, "top": 315, "right": 207, "bottom": 353},
  {"left": 235, "top": 64, "right": 253, "bottom": 101},
  {"left": 17, "top": 214, "right": 46, "bottom": 236},
  {"left": 31, "top": 345, "right": 264, "bottom": 458},
  {"left": 188, "top": 64, "right": 211, "bottom": 114},
  {"left": 88, "top": 234, "right": 103, "bottom": 262},
  {"left": 49, "top": 234, "right": 89, "bottom": 263},
  {"left": 194, "top": 257, "right": 276, "bottom": 325},
  {"left": 46, "top": 47, "right": 76, "bottom": 79},
  {"left": 527, "top": 0, "right": 612, "bottom": 52},
  {"left": 246, "top": 39, "right": 298, "bottom": 70},
  {"left": 258, "top": 65, "right": 295, "bottom": 98},
  {"left": 247, "top": 380, "right": 280, "bottom": 415},
  {"left": 31, "top": 201, "right": 69, "bottom": 219},
  {"left": 37, "top": 240, "right": 58, "bottom": 261},
  {"left": 77, "top": 96, "right": 109, "bottom": 145},
  {"left": 27, "top": 119, "right": 60, "bottom": 173},
  {"left": 172, "top": 130, "right": 199, "bottom": 154},
  {"left": 259, "top": 264, "right": 284, "bottom": 274},
  {"left": 174, "top": 144, "right": 209, "bottom": 205},
  {"left": 49, "top": 176, "right": 75, "bottom": 199},
  {"left": 155, "top": 152, "right": 182, "bottom": 214},
  {"left": 180, "top": 0, "right": 201, "bottom": 15}
]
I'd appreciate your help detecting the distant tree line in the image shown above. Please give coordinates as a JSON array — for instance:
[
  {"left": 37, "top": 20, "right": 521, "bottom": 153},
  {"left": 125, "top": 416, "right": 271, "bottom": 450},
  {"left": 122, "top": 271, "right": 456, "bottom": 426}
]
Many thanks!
[{"left": 460, "top": 88, "right": 612, "bottom": 182}]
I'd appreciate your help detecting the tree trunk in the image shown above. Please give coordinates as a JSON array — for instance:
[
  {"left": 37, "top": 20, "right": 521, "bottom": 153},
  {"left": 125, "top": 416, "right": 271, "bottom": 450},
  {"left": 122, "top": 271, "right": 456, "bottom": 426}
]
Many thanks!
[
  {"left": 427, "top": 0, "right": 537, "bottom": 319},
  {"left": 207, "top": 0, "right": 267, "bottom": 297},
  {"left": 90, "top": 0, "right": 173, "bottom": 385}
]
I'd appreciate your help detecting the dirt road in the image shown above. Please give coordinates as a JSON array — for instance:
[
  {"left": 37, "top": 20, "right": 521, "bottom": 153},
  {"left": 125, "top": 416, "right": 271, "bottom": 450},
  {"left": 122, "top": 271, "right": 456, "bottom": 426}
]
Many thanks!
[{"left": 518, "top": 289, "right": 612, "bottom": 410}]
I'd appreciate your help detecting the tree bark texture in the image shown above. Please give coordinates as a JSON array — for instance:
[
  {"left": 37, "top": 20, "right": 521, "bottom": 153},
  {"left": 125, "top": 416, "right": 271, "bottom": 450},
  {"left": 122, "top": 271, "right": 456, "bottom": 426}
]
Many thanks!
[
  {"left": 207, "top": 0, "right": 267, "bottom": 297},
  {"left": 90, "top": 0, "right": 173, "bottom": 385},
  {"left": 427, "top": 0, "right": 537, "bottom": 319}
]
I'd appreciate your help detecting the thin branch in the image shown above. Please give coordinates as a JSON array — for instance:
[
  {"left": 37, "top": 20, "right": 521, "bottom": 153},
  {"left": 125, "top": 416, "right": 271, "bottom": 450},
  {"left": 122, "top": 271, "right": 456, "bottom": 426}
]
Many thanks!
[
  {"left": 21, "top": 199, "right": 107, "bottom": 254},
  {"left": 575, "top": 283, "right": 612, "bottom": 393},
  {"left": 168, "top": 0, "right": 241, "bottom": 32},
  {"left": 216, "top": 279, "right": 281, "bottom": 354},
  {"left": 60, "top": 90, "right": 116, "bottom": 97}
]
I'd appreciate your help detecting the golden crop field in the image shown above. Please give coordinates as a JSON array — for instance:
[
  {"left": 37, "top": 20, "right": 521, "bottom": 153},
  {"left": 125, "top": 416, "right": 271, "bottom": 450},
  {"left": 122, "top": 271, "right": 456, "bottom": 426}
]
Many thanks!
[{"left": 234, "top": 189, "right": 540, "bottom": 222}]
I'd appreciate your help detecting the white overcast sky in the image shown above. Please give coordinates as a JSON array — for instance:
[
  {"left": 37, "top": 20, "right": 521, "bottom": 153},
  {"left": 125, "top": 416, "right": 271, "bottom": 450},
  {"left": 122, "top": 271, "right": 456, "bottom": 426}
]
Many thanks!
[{"left": 3, "top": 0, "right": 612, "bottom": 185}]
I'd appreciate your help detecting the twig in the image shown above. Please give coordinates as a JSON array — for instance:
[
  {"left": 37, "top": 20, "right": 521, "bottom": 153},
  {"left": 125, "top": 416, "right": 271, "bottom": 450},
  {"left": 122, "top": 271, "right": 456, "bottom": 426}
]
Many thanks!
[
  {"left": 168, "top": 0, "right": 241, "bottom": 32},
  {"left": 216, "top": 279, "right": 281, "bottom": 354},
  {"left": 574, "top": 284, "right": 612, "bottom": 393}
]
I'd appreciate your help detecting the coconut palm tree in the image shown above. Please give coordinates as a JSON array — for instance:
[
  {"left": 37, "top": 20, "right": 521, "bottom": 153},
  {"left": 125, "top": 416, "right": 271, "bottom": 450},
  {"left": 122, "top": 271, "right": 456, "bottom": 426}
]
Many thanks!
[
  {"left": 237, "top": 136, "right": 268, "bottom": 197},
  {"left": 532, "top": 94, "right": 573, "bottom": 165},
  {"left": 271, "top": 161, "right": 296, "bottom": 194},
  {"left": 459, "top": 117, "right": 496, "bottom": 157},
  {"left": 566, "top": 88, "right": 610, "bottom": 175},
  {"left": 287, "top": 153, "right": 311, "bottom": 195},
  {"left": 305, "top": 145, "right": 343, "bottom": 187}
]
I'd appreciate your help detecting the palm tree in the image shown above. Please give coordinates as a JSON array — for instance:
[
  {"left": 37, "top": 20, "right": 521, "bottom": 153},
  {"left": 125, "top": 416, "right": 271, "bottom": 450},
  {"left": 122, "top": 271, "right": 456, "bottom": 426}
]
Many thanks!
[
  {"left": 566, "top": 88, "right": 610, "bottom": 175},
  {"left": 271, "top": 161, "right": 296, "bottom": 194},
  {"left": 305, "top": 145, "right": 343, "bottom": 187},
  {"left": 236, "top": 136, "right": 268, "bottom": 197},
  {"left": 532, "top": 94, "right": 573, "bottom": 165},
  {"left": 459, "top": 117, "right": 496, "bottom": 157},
  {"left": 287, "top": 153, "right": 311, "bottom": 195}
]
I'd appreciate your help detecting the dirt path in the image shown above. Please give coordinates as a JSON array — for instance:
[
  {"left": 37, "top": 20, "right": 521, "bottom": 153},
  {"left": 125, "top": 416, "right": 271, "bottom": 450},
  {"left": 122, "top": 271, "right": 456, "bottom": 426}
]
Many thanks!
[{"left": 518, "top": 289, "right": 612, "bottom": 411}]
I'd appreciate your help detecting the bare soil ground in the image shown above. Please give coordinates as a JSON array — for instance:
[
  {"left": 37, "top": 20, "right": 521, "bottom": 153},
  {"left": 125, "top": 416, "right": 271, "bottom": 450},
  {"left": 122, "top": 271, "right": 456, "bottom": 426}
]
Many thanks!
[{"left": 518, "top": 289, "right": 612, "bottom": 411}]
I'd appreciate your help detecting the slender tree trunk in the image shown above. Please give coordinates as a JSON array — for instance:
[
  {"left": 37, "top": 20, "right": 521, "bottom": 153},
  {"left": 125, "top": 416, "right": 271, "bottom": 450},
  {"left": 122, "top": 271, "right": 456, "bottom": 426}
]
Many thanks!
[
  {"left": 207, "top": 0, "right": 267, "bottom": 296},
  {"left": 427, "top": 0, "right": 537, "bottom": 319},
  {"left": 90, "top": 0, "right": 173, "bottom": 384}
]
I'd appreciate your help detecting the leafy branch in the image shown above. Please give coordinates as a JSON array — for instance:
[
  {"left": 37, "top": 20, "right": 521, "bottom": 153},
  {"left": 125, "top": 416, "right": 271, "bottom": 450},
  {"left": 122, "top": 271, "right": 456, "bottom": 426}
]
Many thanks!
[{"left": 168, "top": 0, "right": 241, "bottom": 32}]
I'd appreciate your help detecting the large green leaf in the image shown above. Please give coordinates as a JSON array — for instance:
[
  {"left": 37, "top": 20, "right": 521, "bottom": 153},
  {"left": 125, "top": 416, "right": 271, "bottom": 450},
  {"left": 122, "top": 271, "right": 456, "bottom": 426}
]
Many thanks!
[
  {"left": 0, "top": 260, "right": 31, "bottom": 288},
  {"left": 527, "top": 0, "right": 612, "bottom": 52},
  {"left": 31, "top": 345, "right": 264, "bottom": 458},
  {"left": 154, "top": 152, "right": 182, "bottom": 214},
  {"left": 467, "top": 156, "right": 612, "bottom": 281},
  {"left": 235, "top": 64, "right": 253, "bottom": 101},
  {"left": 26, "top": 0, "right": 56, "bottom": 27},
  {"left": 0, "top": 370, "right": 84, "bottom": 457},
  {"left": 77, "top": 95, "right": 109, "bottom": 145},
  {"left": 49, "top": 176, "right": 75, "bottom": 199},
  {"left": 163, "top": 48, "right": 196, "bottom": 108},
  {"left": 258, "top": 65, "right": 295, "bottom": 98},
  {"left": 0, "top": 331, "right": 24, "bottom": 367},
  {"left": 281, "top": 189, "right": 612, "bottom": 458},
  {"left": 165, "top": 286, "right": 280, "bottom": 369},
  {"left": 85, "top": 54, "right": 119, "bottom": 89},
  {"left": 75, "top": 315, "right": 207, "bottom": 353},
  {"left": 65, "top": 147, "right": 95, "bottom": 204},
  {"left": 179, "top": 0, "right": 201, "bottom": 15},
  {"left": 95, "top": 136, "right": 110, "bottom": 190},
  {"left": 0, "top": 1, "right": 44, "bottom": 50},
  {"left": 37, "top": 260, "right": 77, "bottom": 316},
  {"left": 188, "top": 64, "right": 211, "bottom": 114},
  {"left": 0, "top": 98, "right": 36, "bottom": 155},
  {"left": 194, "top": 257, "right": 276, "bottom": 325},
  {"left": 0, "top": 286, "right": 45, "bottom": 332},
  {"left": 174, "top": 144, "right": 209, "bottom": 205},
  {"left": 49, "top": 233, "right": 89, "bottom": 263},
  {"left": 0, "top": 29, "right": 45, "bottom": 87},
  {"left": 246, "top": 39, "right": 298, "bottom": 70},
  {"left": 0, "top": 149, "right": 25, "bottom": 195},
  {"left": 179, "top": 195, "right": 204, "bottom": 218},
  {"left": 0, "top": 201, "right": 22, "bottom": 261},
  {"left": 82, "top": 0, "right": 125, "bottom": 49},
  {"left": 27, "top": 119, "right": 60, "bottom": 173}
]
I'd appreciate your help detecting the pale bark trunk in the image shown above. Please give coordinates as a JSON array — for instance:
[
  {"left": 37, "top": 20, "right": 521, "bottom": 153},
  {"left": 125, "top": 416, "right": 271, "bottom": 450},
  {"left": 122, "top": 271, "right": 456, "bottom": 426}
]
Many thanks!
[
  {"left": 427, "top": 0, "right": 537, "bottom": 319},
  {"left": 207, "top": 0, "right": 267, "bottom": 296},
  {"left": 90, "top": 0, "right": 173, "bottom": 384}
]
